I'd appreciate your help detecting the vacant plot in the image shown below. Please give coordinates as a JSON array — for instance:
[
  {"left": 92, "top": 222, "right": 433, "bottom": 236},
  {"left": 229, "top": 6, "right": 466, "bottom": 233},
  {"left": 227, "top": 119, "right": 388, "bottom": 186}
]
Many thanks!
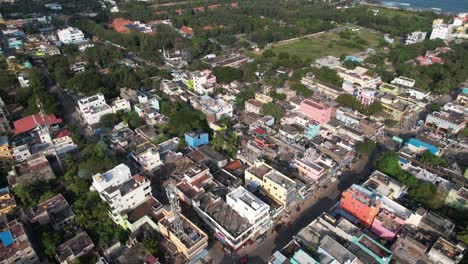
[{"left": 270, "top": 27, "right": 384, "bottom": 62}]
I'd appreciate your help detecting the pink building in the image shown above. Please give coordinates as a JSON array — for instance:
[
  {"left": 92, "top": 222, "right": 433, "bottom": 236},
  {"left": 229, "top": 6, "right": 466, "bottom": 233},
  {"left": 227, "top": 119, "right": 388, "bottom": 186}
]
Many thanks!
[
  {"left": 300, "top": 99, "right": 335, "bottom": 125},
  {"left": 356, "top": 87, "right": 376, "bottom": 106},
  {"left": 294, "top": 158, "right": 325, "bottom": 181},
  {"left": 371, "top": 209, "right": 405, "bottom": 241}
]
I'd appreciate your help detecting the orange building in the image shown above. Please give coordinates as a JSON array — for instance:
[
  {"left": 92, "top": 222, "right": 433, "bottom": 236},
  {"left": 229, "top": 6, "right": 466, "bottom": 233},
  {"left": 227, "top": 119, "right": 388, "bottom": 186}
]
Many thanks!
[{"left": 340, "top": 184, "right": 381, "bottom": 228}]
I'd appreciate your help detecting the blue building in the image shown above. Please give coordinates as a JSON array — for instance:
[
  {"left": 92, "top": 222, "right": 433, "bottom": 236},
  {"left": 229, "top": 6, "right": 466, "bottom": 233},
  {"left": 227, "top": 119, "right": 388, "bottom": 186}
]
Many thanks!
[
  {"left": 185, "top": 131, "right": 209, "bottom": 148},
  {"left": 304, "top": 122, "right": 321, "bottom": 140},
  {"left": 407, "top": 138, "right": 440, "bottom": 156}
]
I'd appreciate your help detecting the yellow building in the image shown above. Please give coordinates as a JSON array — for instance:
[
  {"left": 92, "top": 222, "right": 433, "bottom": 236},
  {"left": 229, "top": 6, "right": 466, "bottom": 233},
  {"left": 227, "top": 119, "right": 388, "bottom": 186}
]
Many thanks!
[
  {"left": 0, "top": 187, "right": 16, "bottom": 215},
  {"left": 255, "top": 93, "right": 273, "bottom": 104},
  {"left": 245, "top": 160, "right": 297, "bottom": 208},
  {"left": 0, "top": 136, "right": 12, "bottom": 167},
  {"left": 158, "top": 211, "right": 208, "bottom": 262},
  {"left": 379, "top": 94, "right": 409, "bottom": 121},
  {"left": 379, "top": 83, "right": 399, "bottom": 95}
]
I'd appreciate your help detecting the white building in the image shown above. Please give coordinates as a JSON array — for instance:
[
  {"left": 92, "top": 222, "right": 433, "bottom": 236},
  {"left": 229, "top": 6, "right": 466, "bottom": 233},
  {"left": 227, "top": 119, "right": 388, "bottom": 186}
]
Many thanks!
[
  {"left": 391, "top": 76, "right": 416, "bottom": 88},
  {"left": 53, "top": 129, "right": 78, "bottom": 155},
  {"left": 194, "top": 95, "right": 234, "bottom": 121},
  {"left": 430, "top": 23, "right": 453, "bottom": 41},
  {"left": 91, "top": 164, "right": 151, "bottom": 224},
  {"left": 110, "top": 98, "right": 131, "bottom": 113},
  {"left": 131, "top": 146, "right": 163, "bottom": 172},
  {"left": 78, "top": 93, "right": 113, "bottom": 125},
  {"left": 335, "top": 66, "right": 382, "bottom": 89},
  {"left": 193, "top": 70, "right": 217, "bottom": 95},
  {"left": 405, "top": 31, "right": 427, "bottom": 45},
  {"left": 11, "top": 144, "right": 31, "bottom": 163},
  {"left": 57, "top": 27, "right": 86, "bottom": 44},
  {"left": 18, "top": 72, "right": 29, "bottom": 88},
  {"left": 245, "top": 99, "right": 262, "bottom": 115},
  {"left": 226, "top": 186, "right": 272, "bottom": 233}
]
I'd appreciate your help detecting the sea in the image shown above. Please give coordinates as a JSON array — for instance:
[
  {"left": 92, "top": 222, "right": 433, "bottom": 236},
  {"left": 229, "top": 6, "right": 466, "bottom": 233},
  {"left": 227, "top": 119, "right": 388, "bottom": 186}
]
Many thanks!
[{"left": 382, "top": 0, "right": 468, "bottom": 13}]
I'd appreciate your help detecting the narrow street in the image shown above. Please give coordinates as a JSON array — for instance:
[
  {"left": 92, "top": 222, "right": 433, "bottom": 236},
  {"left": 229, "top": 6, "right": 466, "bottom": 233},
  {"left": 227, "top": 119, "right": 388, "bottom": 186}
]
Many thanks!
[{"left": 207, "top": 155, "right": 372, "bottom": 263}]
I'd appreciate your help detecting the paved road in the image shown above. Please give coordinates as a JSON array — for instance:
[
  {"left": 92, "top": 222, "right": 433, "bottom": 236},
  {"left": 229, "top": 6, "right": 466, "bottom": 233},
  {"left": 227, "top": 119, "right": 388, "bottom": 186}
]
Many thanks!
[{"left": 207, "top": 156, "right": 372, "bottom": 263}]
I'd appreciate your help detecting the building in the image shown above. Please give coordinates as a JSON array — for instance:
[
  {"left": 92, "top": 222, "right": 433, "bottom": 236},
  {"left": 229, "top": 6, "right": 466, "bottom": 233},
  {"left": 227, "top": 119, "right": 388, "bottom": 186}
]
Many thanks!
[
  {"left": 255, "top": 93, "right": 273, "bottom": 104},
  {"left": 379, "top": 94, "right": 410, "bottom": 121},
  {"left": 57, "top": 27, "right": 86, "bottom": 44},
  {"left": 379, "top": 83, "right": 399, "bottom": 95},
  {"left": 11, "top": 144, "right": 31, "bottom": 163},
  {"left": 158, "top": 210, "right": 208, "bottom": 262},
  {"left": 92, "top": 164, "right": 152, "bottom": 226},
  {"left": 245, "top": 99, "right": 262, "bottom": 115},
  {"left": 77, "top": 94, "right": 113, "bottom": 125},
  {"left": 13, "top": 113, "right": 62, "bottom": 136},
  {"left": 110, "top": 98, "right": 131, "bottom": 113},
  {"left": 0, "top": 187, "right": 16, "bottom": 216},
  {"left": 391, "top": 225, "right": 433, "bottom": 264},
  {"left": 245, "top": 160, "right": 297, "bottom": 208},
  {"left": 294, "top": 149, "right": 326, "bottom": 182},
  {"left": 430, "top": 23, "right": 453, "bottom": 41},
  {"left": 17, "top": 72, "right": 29, "bottom": 88},
  {"left": 362, "top": 170, "right": 408, "bottom": 200},
  {"left": 29, "top": 194, "right": 74, "bottom": 230},
  {"left": 184, "top": 131, "right": 209, "bottom": 148},
  {"left": 0, "top": 98, "right": 11, "bottom": 135},
  {"left": 193, "top": 95, "right": 234, "bottom": 122},
  {"left": 131, "top": 146, "right": 163, "bottom": 172},
  {"left": 0, "top": 137, "right": 12, "bottom": 167},
  {"left": 56, "top": 232, "right": 94, "bottom": 264},
  {"left": 53, "top": 129, "right": 78, "bottom": 155},
  {"left": 406, "top": 138, "right": 440, "bottom": 156},
  {"left": 192, "top": 70, "right": 216, "bottom": 94},
  {"left": 405, "top": 31, "right": 427, "bottom": 45},
  {"left": 339, "top": 185, "right": 381, "bottom": 228},
  {"left": 425, "top": 111, "right": 466, "bottom": 134},
  {"left": 349, "top": 234, "right": 393, "bottom": 264},
  {"left": 355, "top": 87, "right": 376, "bottom": 106},
  {"left": 300, "top": 98, "right": 335, "bottom": 125},
  {"left": 0, "top": 219, "right": 39, "bottom": 264},
  {"left": 8, "top": 153, "right": 55, "bottom": 186},
  {"left": 391, "top": 76, "right": 416, "bottom": 88},
  {"left": 335, "top": 66, "right": 382, "bottom": 89},
  {"left": 370, "top": 208, "right": 405, "bottom": 241},
  {"left": 188, "top": 145, "right": 228, "bottom": 169},
  {"left": 427, "top": 237, "right": 465, "bottom": 264},
  {"left": 445, "top": 186, "right": 468, "bottom": 210}
]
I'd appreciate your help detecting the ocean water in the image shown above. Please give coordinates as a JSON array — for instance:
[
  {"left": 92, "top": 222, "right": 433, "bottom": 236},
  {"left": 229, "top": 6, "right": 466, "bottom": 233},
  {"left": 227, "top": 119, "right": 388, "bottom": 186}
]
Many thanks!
[{"left": 382, "top": 0, "right": 468, "bottom": 13}]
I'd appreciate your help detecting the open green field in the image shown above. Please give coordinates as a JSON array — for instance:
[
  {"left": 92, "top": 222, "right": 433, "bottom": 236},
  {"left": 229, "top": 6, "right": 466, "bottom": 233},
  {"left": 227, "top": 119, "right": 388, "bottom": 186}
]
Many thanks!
[{"left": 269, "top": 27, "right": 384, "bottom": 62}]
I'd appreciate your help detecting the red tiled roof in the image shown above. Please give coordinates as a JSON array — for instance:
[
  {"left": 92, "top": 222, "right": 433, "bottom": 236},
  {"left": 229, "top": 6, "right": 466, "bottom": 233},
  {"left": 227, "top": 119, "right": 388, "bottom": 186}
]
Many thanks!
[
  {"left": 55, "top": 129, "right": 71, "bottom": 139},
  {"left": 255, "top": 128, "right": 266, "bottom": 135},
  {"left": 180, "top": 26, "right": 193, "bottom": 35},
  {"left": 14, "top": 114, "right": 62, "bottom": 135},
  {"left": 203, "top": 26, "right": 214, "bottom": 31},
  {"left": 132, "top": 174, "right": 146, "bottom": 183},
  {"left": 111, "top": 18, "right": 133, "bottom": 34},
  {"left": 225, "top": 160, "right": 242, "bottom": 171}
]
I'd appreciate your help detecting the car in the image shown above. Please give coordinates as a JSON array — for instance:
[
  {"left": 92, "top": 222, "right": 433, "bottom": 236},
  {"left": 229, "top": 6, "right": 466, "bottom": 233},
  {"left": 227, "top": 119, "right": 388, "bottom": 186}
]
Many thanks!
[{"left": 255, "top": 235, "right": 266, "bottom": 244}]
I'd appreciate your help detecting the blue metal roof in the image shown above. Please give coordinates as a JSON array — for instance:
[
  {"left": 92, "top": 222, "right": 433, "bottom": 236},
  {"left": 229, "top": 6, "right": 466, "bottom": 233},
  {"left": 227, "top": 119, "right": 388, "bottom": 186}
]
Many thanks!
[
  {"left": 0, "top": 230, "right": 14, "bottom": 247},
  {"left": 407, "top": 138, "right": 439, "bottom": 155},
  {"left": 0, "top": 136, "right": 8, "bottom": 146},
  {"left": 462, "top": 87, "right": 468, "bottom": 94}
]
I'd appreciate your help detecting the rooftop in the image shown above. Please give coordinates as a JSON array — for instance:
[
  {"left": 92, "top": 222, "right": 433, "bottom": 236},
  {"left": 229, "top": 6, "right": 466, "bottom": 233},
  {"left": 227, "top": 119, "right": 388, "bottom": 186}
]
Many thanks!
[
  {"left": 320, "top": 235, "right": 357, "bottom": 263},
  {"left": 57, "top": 232, "right": 94, "bottom": 263},
  {"left": 126, "top": 196, "right": 163, "bottom": 224},
  {"left": 13, "top": 113, "right": 62, "bottom": 135},
  {"left": 227, "top": 186, "right": 268, "bottom": 212}
]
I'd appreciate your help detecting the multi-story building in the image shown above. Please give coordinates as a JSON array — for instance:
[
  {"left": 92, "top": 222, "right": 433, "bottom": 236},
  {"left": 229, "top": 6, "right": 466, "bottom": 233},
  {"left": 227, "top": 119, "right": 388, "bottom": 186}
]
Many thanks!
[
  {"left": 294, "top": 149, "right": 326, "bottom": 182},
  {"left": 0, "top": 98, "right": 11, "bottom": 135},
  {"left": 405, "top": 31, "right": 427, "bottom": 45},
  {"left": 245, "top": 160, "right": 297, "bottom": 208},
  {"left": 56, "top": 232, "right": 94, "bottom": 264},
  {"left": 355, "top": 87, "right": 376, "bottom": 106},
  {"left": 370, "top": 208, "right": 405, "bottom": 241},
  {"left": 425, "top": 111, "right": 466, "bottom": 134},
  {"left": 379, "top": 83, "right": 400, "bottom": 95},
  {"left": 57, "top": 27, "right": 86, "bottom": 44},
  {"left": 245, "top": 99, "right": 262, "bottom": 115},
  {"left": 11, "top": 144, "right": 31, "bottom": 163},
  {"left": 92, "top": 164, "right": 152, "bottom": 225},
  {"left": 427, "top": 237, "right": 465, "bottom": 264},
  {"left": 379, "top": 94, "right": 410, "bottom": 121},
  {"left": 184, "top": 131, "right": 209, "bottom": 148},
  {"left": 443, "top": 102, "right": 468, "bottom": 116},
  {"left": 456, "top": 88, "right": 468, "bottom": 106},
  {"left": 110, "top": 98, "right": 131, "bottom": 113},
  {"left": 362, "top": 170, "right": 408, "bottom": 200},
  {"left": 391, "top": 76, "right": 416, "bottom": 88},
  {"left": 255, "top": 93, "right": 273, "bottom": 104},
  {"left": 192, "top": 70, "right": 216, "bottom": 94},
  {"left": 193, "top": 95, "right": 233, "bottom": 122},
  {"left": 158, "top": 210, "right": 208, "bottom": 262},
  {"left": 13, "top": 113, "right": 62, "bottom": 136},
  {"left": 29, "top": 194, "right": 74, "bottom": 230},
  {"left": 8, "top": 153, "right": 55, "bottom": 186},
  {"left": 339, "top": 185, "right": 381, "bottom": 228},
  {"left": 0, "top": 136, "right": 12, "bottom": 167},
  {"left": 335, "top": 107, "right": 363, "bottom": 126},
  {"left": 77, "top": 93, "right": 113, "bottom": 125},
  {"left": 131, "top": 146, "right": 163, "bottom": 172},
  {"left": 0, "top": 187, "right": 16, "bottom": 216},
  {"left": 0, "top": 219, "right": 39, "bottom": 264},
  {"left": 430, "top": 22, "right": 453, "bottom": 41},
  {"left": 300, "top": 98, "right": 335, "bottom": 125},
  {"left": 335, "top": 66, "right": 382, "bottom": 89},
  {"left": 445, "top": 186, "right": 468, "bottom": 210}
]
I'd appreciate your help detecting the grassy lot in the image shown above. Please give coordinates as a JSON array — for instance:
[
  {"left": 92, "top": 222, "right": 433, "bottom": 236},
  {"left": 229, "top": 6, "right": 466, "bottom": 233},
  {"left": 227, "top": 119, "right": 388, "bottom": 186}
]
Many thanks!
[{"left": 269, "top": 27, "right": 384, "bottom": 62}]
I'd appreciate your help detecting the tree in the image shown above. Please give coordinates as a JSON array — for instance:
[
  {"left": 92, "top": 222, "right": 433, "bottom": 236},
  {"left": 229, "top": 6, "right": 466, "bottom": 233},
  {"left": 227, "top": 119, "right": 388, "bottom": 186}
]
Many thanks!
[
  {"left": 99, "top": 113, "right": 120, "bottom": 129},
  {"left": 430, "top": 102, "right": 441, "bottom": 111},
  {"left": 212, "top": 66, "right": 243, "bottom": 83},
  {"left": 141, "top": 237, "right": 158, "bottom": 255},
  {"left": 356, "top": 138, "right": 376, "bottom": 156},
  {"left": 261, "top": 102, "right": 284, "bottom": 123},
  {"left": 212, "top": 131, "right": 238, "bottom": 158},
  {"left": 419, "top": 150, "right": 447, "bottom": 167},
  {"left": 290, "top": 82, "right": 313, "bottom": 97}
]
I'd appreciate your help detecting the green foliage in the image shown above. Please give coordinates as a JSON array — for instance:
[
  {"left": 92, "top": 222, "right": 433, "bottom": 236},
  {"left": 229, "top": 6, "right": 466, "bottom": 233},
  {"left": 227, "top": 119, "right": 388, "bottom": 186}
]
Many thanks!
[
  {"left": 309, "top": 67, "right": 343, "bottom": 87},
  {"left": 160, "top": 100, "right": 209, "bottom": 137},
  {"left": 356, "top": 138, "right": 376, "bottom": 156},
  {"left": 419, "top": 150, "right": 447, "bottom": 167},
  {"left": 212, "top": 131, "right": 238, "bottom": 158},
  {"left": 66, "top": 70, "right": 106, "bottom": 96},
  {"left": 187, "top": 61, "right": 209, "bottom": 71},
  {"left": 290, "top": 82, "right": 313, "bottom": 97},
  {"left": 336, "top": 94, "right": 383, "bottom": 115},
  {"left": 235, "top": 85, "right": 258, "bottom": 107},
  {"left": 384, "top": 119, "right": 398, "bottom": 127},
  {"left": 269, "top": 90, "right": 286, "bottom": 101},
  {"left": 212, "top": 66, "right": 243, "bottom": 83},
  {"left": 78, "top": 142, "right": 117, "bottom": 177},
  {"left": 430, "top": 102, "right": 441, "bottom": 111},
  {"left": 13, "top": 180, "right": 60, "bottom": 207},
  {"left": 343, "top": 60, "right": 362, "bottom": 70},
  {"left": 99, "top": 113, "right": 120, "bottom": 129},
  {"left": 141, "top": 237, "right": 158, "bottom": 255},
  {"left": 261, "top": 102, "right": 284, "bottom": 123}
]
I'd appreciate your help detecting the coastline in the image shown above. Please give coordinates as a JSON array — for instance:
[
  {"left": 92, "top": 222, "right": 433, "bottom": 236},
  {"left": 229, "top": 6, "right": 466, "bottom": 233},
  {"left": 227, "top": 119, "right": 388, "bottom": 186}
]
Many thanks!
[{"left": 359, "top": 0, "right": 461, "bottom": 15}]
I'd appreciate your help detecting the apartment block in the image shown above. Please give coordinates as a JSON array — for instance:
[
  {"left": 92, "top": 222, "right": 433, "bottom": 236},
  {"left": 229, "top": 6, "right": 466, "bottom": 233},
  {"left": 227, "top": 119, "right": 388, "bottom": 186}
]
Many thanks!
[
  {"left": 77, "top": 94, "right": 113, "bottom": 125},
  {"left": 339, "top": 185, "right": 381, "bottom": 228},
  {"left": 0, "top": 219, "right": 39, "bottom": 264},
  {"left": 300, "top": 98, "right": 335, "bottom": 125},
  {"left": 56, "top": 232, "right": 94, "bottom": 264},
  {"left": 29, "top": 194, "right": 74, "bottom": 230}
]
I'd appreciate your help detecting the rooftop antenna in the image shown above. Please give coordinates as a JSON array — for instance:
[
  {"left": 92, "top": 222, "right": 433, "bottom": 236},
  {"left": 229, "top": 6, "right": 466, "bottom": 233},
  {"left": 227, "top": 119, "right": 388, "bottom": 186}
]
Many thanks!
[
  {"left": 36, "top": 97, "right": 64, "bottom": 174},
  {"left": 165, "top": 183, "right": 184, "bottom": 236}
]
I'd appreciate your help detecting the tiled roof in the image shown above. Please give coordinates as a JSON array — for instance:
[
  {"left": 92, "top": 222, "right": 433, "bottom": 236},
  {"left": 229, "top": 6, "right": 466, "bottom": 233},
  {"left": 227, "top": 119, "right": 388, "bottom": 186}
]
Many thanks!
[{"left": 14, "top": 114, "right": 62, "bottom": 135}]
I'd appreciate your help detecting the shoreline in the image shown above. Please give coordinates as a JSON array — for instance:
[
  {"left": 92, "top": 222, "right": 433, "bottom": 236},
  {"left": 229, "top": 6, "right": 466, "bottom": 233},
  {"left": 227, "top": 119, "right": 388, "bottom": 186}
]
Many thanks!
[{"left": 359, "top": 1, "right": 461, "bottom": 15}]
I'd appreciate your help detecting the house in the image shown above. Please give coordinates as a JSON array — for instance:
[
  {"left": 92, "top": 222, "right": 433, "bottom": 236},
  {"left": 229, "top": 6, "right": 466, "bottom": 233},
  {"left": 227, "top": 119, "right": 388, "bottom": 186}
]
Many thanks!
[
  {"left": 77, "top": 94, "right": 113, "bottom": 125},
  {"left": 8, "top": 153, "right": 55, "bottom": 186},
  {"left": 335, "top": 66, "right": 382, "bottom": 89},
  {"left": 391, "top": 225, "right": 433, "bottom": 264},
  {"left": 245, "top": 160, "right": 297, "bottom": 208},
  {"left": 29, "top": 194, "right": 74, "bottom": 230},
  {"left": 379, "top": 83, "right": 399, "bottom": 95},
  {"left": 192, "top": 70, "right": 216, "bottom": 95},
  {"left": 188, "top": 145, "right": 228, "bottom": 169},
  {"left": 445, "top": 186, "right": 468, "bottom": 210},
  {"left": 11, "top": 144, "right": 31, "bottom": 163},
  {"left": 348, "top": 234, "right": 393, "bottom": 264},
  {"left": 300, "top": 98, "right": 335, "bottom": 125},
  {"left": 53, "top": 129, "right": 78, "bottom": 155},
  {"left": 362, "top": 170, "right": 408, "bottom": 200},
  {"left": 245, "top": 99, "right": 262, "bottom": 115},
  {"left": 192, "top": 95, "right": 233, "bottom": 123},
  {"left": 255, "top": 93, "right": 273, "bottom": 104},
  {"left": 0, "top": 136, "right": 12, "bottom": 167},
  {"left": 179, "top": 25, "right": 194, "bottom": 38},
  {"left": 56, "top": 232, "right": 94, "bottom": 264},
  {"left": 13, "top": 113, "right": 62, "bottom": 136},
  {"left": 0, "top": 187, "right": 16, "bottom": 216},
  {"left": 425, "top": 111, "right": 466, "bottom": 134},
  {"left": 391, "top": 76, "right": 416, "bottom": 88},
  {"left": 131, "top": 146, "right": 163, "bottom": 172},
  {"left": 427, "top": 237, "right": 465, "bottom": 264},
  {"left": 339, "top": 185, "right": 381, "bottom": 228},
  {"left": 0, "top": 219, "right": 39, "bottom": 264},
  {"left": 294, "top": 149, "right": 326, "bottom": 182},
  {"left": 57, "top": 27, "right": 86, "bottom": 44},
  {"left": 430, "top": 22, "right": 453, "bottom": 41},
  {"left": 405, "top": 31, "right": 427, "bottom": 45},
  {"left": 406, "top": 138, "right": 441, "bottom": 156},
  {"left": 379, "top": 94, "right": 411, "bottom": 121},
  {"left": 185, "top": 131, "right": 209, "bottom": 148},
  {"left": 110, "top": 98, "right": 131, "bottom": 113}
]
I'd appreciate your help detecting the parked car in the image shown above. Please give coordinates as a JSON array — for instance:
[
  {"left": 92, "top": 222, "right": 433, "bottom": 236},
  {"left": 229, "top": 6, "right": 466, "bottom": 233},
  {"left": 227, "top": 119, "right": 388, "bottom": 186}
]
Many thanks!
[{"left": 255, "top": 235, "right": 266, "bottom": 244}]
